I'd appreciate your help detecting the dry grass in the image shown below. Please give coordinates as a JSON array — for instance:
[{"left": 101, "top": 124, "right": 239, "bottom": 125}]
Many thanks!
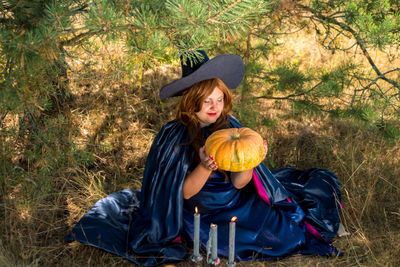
[{"left": 1, "top": 31, "right": 400, "bottom": 267}]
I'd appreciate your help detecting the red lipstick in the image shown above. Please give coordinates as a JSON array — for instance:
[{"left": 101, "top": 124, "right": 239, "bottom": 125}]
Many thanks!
[{"left": 207, "top": 113, "right": 217, "bottom": 116}]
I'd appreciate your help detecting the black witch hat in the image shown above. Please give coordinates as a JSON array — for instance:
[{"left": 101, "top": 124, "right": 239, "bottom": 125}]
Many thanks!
[{"left": 159, "top": 50, "right": 245, "bottom": 99}]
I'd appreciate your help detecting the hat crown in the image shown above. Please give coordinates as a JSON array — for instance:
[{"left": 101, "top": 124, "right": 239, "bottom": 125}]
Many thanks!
[{"left": 181, "top": 50, "right": 209, "bottom": 77}]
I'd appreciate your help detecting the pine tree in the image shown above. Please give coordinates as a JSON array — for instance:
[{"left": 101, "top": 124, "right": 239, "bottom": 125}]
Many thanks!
[
  {"left": 1, "top": 0, "right": 399, "bottom": 174},
  {"left": 0, "top": 0, "right": 272, "bottom": 181},
  {"left": 0, "top": 0, "right": 271, "bottom": 113},
  {"left": 253, "top": 0, "right": 400, "bottom": 126}
]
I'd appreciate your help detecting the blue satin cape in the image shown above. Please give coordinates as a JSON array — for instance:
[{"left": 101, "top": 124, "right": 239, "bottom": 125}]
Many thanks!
[{"left": 66, "top": 116, "right": 342, "bottom": 266}]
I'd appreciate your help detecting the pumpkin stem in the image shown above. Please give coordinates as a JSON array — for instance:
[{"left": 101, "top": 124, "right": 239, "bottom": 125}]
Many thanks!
[{"left": 232, "top": 133, "right": 240, "bottom": 140}]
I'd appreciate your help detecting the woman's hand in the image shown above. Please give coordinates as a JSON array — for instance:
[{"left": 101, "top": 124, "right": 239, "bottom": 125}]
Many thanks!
[
  {"left": 199, "top": 146, "right": 218, "bottom": 171},
  {"left": 183, "top": 146, "right": 217, "bottom": 199},
  {"left": 262, "top": 140, "right": 268, "bottom": 160}
]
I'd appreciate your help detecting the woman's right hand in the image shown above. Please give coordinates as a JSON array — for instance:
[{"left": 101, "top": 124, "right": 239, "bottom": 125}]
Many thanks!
[
  {"left": 199, "top": 146, "right": 218, "bottom": 171},
  {"left": 183, "top": 146, "right": 218, "bottom": 199}
]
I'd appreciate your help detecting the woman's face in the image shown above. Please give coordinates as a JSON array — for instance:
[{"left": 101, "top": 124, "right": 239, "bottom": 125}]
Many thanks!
[{"left": 195, "top": 87, "right": 224, "bottom": 127}]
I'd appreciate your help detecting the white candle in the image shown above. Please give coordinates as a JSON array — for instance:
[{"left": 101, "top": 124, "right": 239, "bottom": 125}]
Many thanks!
[
  {"left": 190, "top": 207, "right": 202, "bottom": 262},
  {"left": 206, "top": 223, "right": 220, "bottom": 265},
  {"left": 228, "top": 216, "right": 237, "bottom": 267},
  {"left": 211, "top": 223, "right": 218, "bottom": 261}
]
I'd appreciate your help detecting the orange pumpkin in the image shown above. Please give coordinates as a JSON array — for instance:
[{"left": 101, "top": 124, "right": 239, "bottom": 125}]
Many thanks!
[{"left": 205, "top": 127, "right": 264, "bottom": 172}]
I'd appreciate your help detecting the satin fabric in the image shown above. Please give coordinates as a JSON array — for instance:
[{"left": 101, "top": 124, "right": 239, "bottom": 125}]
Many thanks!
[{"left": 66, "top": 116, "right": 341, "bottom": 266}]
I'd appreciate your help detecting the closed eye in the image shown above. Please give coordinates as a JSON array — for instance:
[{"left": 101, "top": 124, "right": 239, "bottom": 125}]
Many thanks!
[{"left": 204, "top": 97, "right": 223, "bottom": 104}]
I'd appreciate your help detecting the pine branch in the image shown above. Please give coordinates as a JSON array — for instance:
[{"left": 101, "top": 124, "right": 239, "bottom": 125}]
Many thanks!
[
  {"left": 356, "top": 68, "right": 400, "bottom": 91},
  {"left": 297, "top": 3, "right": 400, "bottom": 90},
  {"left": 59, "top": 30, "right": 98, "bottom": 46},
  {"left": 207, "top": 0, "right": 263, "bottom": 25},
  {"left": 177, "top": 4, "right": 195, "bottom": 24},
  {"left": 211, "top": 0, "right": 242, "bottom": 21},
  {"left": 60, "top": 24, "right": 155, "bottom": 47},
  {"left": 71, "top": 3, "right": 88, "bottom": 13},
  {"left": 256, "top": 81, "right": 322, "bottom": 100}
]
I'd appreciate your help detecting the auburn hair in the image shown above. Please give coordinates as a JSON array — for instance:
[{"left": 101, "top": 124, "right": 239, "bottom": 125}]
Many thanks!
[{"left": 176, "top": 78, "right": 233, "bottom": 154}]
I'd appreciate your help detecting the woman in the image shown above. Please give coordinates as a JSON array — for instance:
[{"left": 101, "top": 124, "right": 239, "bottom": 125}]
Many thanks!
[
  {"left": 66, "top": 51, "right": 342, "bottom": 266},
  {"left": 177, "top": 77, "right": 267, "bottom": 200}
]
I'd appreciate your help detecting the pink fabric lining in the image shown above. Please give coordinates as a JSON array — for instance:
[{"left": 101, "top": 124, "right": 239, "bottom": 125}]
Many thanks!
[
  {"left": 252, "top": 170, "right": 271, "bottom": 206},
  {"left": 304, "top": 221, "right": 327, "bottom": 243},
  {"left": 287, "top": 197, "right": 327, "bottom": 242},
  {"left": 252, "top": 171, "right": 328, "bottom": 242},
  {"left": 172, "top": 236, "right": 182, "bottom": 243}
]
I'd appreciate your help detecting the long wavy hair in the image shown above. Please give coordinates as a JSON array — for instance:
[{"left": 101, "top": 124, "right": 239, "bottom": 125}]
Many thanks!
[{"left": 176, "top": 78, "right": 233, "bottom": 155}]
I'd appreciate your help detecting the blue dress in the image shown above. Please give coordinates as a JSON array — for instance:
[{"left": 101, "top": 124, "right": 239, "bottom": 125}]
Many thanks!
[
  {"left": 183, "top": 169, "right": 340, "bottom": 262},
  {"left": 66, "top": 116, "right": 342, "bottom": 266},
  {"left": 184, "top": 170, "right": 308, "bottom": 260}
]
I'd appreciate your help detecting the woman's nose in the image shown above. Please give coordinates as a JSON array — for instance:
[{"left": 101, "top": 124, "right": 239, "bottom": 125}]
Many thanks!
[{"left": 209, "top": 102, "right": 217, "bottom": 110}]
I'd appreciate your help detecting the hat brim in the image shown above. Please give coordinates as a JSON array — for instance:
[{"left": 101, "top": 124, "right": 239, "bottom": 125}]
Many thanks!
[{"left": 159, "top": 54, "right": 244, "bottom": 99}]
